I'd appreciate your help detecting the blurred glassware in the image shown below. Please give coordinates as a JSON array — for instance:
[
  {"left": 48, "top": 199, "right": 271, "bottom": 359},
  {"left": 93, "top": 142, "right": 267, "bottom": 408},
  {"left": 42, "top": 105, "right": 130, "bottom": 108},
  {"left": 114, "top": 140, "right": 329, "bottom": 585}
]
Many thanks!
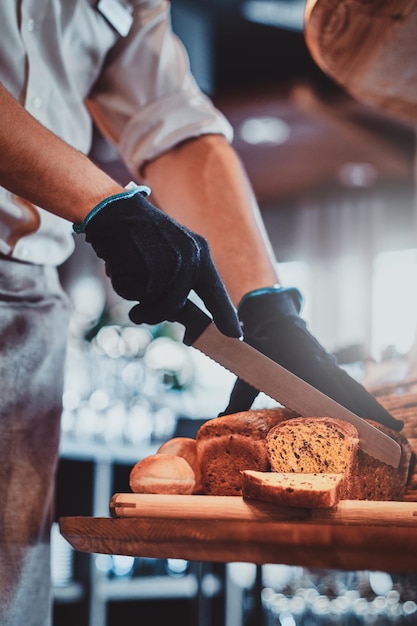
[
  {"left": 51, "top": 522, "right": 74, "bottom": 587},
  {"left": 261, "top": 566, "right": 417, "bottom": 625},
  {"left": 166, "top": 559, "right": 189, "bottom": 578},
  {"left": 111, "top": 555, "right": 135, "bottom": 578}
]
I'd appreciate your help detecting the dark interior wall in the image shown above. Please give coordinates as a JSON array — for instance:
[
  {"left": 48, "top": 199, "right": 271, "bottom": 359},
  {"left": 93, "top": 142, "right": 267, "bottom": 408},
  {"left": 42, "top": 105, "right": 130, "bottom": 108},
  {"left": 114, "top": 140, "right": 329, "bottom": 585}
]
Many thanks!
[{"left": 170, "top": 0, "right": 338, "bottom": 96}]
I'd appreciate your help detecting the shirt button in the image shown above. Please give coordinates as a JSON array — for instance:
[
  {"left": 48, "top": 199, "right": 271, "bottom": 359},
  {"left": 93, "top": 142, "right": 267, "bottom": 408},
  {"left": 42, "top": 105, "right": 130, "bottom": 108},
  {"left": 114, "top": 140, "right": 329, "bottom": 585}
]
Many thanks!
[
  {"left": 32, "top": 96, "right": 42, "bottom": 109},
  {"left": 26, "top": 18, "right": 35, "bottom": 31}
]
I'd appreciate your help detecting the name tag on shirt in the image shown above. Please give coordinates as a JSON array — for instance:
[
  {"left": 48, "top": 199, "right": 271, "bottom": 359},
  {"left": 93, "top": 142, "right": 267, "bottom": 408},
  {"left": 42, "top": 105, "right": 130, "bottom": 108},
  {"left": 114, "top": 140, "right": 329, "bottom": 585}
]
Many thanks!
[{"left": 97, "top": 0, "right": 133, "bottom": 37}]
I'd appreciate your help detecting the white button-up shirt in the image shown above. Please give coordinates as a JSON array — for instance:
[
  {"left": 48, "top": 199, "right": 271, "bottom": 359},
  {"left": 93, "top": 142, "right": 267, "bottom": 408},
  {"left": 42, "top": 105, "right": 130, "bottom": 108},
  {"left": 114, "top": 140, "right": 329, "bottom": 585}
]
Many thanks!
[{"left": 0, "top": 0, "right": 233, "bottom": 265}]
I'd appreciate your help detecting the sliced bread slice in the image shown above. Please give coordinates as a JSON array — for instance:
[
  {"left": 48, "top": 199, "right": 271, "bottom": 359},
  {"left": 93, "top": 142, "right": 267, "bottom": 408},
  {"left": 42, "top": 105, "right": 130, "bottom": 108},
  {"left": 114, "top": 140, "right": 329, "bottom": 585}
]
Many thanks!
[{"left": 242, "top": 469, "right": 345, "bottom": 508}]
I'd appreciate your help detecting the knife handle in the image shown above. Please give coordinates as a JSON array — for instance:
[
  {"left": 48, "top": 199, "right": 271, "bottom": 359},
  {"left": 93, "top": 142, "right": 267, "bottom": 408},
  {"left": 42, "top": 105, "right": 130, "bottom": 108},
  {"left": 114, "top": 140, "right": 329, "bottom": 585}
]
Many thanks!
[{"left": 176, "top": 299, "right": 212, "bottom": 346}]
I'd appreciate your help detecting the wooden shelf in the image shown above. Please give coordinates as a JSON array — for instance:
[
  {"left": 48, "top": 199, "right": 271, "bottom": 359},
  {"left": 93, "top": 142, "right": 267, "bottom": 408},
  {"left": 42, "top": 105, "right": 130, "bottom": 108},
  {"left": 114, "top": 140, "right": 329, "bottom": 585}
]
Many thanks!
[{"left": 60, "top": 496, "right": 417, "bottom": 574}]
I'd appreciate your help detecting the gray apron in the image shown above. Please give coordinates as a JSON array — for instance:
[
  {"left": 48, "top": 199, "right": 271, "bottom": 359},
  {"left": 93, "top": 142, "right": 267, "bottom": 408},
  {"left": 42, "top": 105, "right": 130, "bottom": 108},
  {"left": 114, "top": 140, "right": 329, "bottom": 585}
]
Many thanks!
[{"left": 0, "top": 255, "right": 70, "bottom": 626}]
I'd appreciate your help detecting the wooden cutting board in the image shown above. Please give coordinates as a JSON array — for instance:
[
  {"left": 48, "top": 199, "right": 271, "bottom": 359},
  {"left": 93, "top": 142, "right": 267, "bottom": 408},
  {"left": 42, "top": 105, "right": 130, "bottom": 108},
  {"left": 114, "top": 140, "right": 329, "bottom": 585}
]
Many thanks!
[
  {"left": 60, "top": 495, "right": 417, "bottom": 572},
  {"left": 304, "top": 0, "right": 417, "bottom": 123}
]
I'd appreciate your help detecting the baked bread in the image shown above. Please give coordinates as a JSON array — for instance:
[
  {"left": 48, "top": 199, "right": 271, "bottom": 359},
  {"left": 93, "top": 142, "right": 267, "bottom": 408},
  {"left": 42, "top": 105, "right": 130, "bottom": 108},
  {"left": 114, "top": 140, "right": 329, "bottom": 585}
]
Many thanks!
[
  {"left": 266, "top": 417, "right": 359, "bottom": 498},
  {"left": 129, "top": 411, "right": 412, "bottom": 501},
  {"left": 196, "top": 407, "right": 299, "bottom": 495},
  {"left": 157, "top": 437, "right": 203, "bottom": 494},
  {"left": 129, "top": 454, "right": 195, "bottom": 495},
  {"left": 347, "top": 419, "right": 413, "bottom": 500},
  {"left": 266, "top": 416, "right": 412, "bottom": 501},
  {"left": 242, "top": 470, "right": 345, "bottom": 508}
]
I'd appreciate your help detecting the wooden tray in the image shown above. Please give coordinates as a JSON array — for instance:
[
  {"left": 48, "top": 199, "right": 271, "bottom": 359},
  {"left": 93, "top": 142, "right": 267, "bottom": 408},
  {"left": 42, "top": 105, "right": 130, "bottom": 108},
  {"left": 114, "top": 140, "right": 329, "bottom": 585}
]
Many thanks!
[{"left": 60, "top": 495, "right": 417, "bottom": 572}]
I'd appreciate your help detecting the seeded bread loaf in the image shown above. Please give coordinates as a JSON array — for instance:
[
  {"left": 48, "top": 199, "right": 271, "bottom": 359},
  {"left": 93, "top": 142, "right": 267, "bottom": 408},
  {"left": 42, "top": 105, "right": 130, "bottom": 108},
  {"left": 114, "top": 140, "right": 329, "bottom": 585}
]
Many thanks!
[
  {"left": 242, "top": 470, "right": 345, "bottom": 508},
  {"left": 266, "top": 417, "right": 359, "bottom": 499},
  {"left": 195, "top": 407, "right": 299, "bottom": 495},
  {"left": 266, "top": 416, "right": 412, "bottom": 501}
]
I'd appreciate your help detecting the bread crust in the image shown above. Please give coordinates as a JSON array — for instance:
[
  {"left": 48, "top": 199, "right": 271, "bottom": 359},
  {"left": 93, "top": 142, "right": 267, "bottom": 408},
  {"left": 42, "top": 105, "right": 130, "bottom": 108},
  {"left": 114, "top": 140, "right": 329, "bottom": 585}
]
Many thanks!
[
  {"left": 196, "top": 408, "right": 299, "bottom": 495},
  {"left": 346, "top": 419, "right": 413, "bottom": 500}
]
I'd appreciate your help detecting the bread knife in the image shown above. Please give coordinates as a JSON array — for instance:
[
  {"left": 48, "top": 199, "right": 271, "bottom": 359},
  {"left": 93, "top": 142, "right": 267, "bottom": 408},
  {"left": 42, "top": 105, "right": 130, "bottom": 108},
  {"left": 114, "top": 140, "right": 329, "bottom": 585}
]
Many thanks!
[{"left": 176, "top": 299, "right": 401, "bottom": 468}]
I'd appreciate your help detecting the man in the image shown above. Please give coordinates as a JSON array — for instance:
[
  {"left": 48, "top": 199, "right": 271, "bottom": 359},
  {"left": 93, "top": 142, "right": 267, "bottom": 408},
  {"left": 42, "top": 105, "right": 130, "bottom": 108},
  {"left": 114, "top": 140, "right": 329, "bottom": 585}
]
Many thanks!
[{"left": 0, "top": 2, "right": 400, "bottom": 625}]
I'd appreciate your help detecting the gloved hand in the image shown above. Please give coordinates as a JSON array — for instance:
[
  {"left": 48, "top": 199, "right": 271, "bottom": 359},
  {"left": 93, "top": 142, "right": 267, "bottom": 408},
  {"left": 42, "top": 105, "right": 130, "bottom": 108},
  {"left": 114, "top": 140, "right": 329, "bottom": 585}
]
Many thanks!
[
  {"left": 73, "top": 186, "right": 241, "bottom": 337},
  {"left": 222, "top": 286, "right": 403, "bottom": 431}
]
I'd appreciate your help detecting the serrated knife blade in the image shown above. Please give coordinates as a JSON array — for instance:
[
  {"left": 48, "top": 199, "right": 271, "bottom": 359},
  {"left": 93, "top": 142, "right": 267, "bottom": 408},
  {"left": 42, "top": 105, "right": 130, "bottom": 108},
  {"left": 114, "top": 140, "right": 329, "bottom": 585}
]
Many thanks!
[{"left": 176, "top": 300, "right": 401, "bottom": 468}]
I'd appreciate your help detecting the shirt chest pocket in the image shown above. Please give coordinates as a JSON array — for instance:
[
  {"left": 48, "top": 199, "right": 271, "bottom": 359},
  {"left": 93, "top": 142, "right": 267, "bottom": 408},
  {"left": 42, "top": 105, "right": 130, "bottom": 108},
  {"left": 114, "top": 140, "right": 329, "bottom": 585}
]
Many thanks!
[{"left": 62, "top": 0, "right": 122, "bottom": 97}]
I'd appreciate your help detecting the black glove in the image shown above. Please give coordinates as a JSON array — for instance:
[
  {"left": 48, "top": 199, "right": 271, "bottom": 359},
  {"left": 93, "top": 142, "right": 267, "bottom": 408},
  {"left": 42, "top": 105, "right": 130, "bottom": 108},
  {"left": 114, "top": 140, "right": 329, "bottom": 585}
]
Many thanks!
[
  {"left": 222, "top": 286, "right": 403, "bottom": 431},
  {"left": 73, "top": 187, "right": 241, "bottom": 337}
]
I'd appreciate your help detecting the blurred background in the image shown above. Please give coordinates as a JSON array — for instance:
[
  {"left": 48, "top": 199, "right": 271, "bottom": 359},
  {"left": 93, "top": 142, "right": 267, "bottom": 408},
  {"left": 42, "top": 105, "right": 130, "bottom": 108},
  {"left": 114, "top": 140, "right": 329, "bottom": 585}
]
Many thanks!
[{"left": 53, "top": 1, "right": 417, "bottom": 625}]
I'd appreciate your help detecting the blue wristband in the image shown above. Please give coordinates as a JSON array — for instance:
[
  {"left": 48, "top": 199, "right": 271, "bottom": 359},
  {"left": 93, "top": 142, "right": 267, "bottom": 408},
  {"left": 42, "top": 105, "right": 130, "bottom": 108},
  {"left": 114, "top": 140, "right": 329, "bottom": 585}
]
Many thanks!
[
  {"left": 73, "top": 184, "right": 151, "bottom": 234},
  {"left": 237, "top": 286, "right": 304, "bottom": 312}
]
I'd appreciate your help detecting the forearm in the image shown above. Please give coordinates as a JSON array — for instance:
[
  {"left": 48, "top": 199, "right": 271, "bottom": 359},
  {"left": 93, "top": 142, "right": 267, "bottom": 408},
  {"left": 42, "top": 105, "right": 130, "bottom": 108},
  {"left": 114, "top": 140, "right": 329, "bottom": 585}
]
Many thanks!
[
  {"left": 143, "top": 134, "right": 280, "bottom": 305},
  {"left": 0, "top": 83, "right": 123, "bottom": 222}
]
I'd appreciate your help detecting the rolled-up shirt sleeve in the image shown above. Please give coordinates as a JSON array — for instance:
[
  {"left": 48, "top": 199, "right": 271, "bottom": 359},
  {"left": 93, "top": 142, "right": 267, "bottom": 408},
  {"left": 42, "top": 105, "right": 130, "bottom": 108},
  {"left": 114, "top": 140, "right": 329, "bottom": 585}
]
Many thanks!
[{"left": 87, "top": 0, "right": 233, "bottom": 177}]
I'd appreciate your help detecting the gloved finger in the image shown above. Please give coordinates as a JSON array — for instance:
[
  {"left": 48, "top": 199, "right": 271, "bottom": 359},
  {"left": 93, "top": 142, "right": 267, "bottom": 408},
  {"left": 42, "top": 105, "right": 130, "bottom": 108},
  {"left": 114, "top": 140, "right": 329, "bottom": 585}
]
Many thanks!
[
  {"left": 128, "top": 302, "right": 155, "bottom": 326},
  {"left": 330, "top": 367, "right": 404, "bottom": 431},
  {"left": 194, "top": 238, "right": 241, "bottom": 338},
  {"left": 105, "top": 264, "right": 148, "bottom": 301},
  {"left": 251, "top": 316, "right": 404, "bottom": 432},
  {"left": 128, "top": 259, "right": 197, "bottom": 325},
  {"left": 219, "top": 378, "right": 259, "bottom": 416},
  {"left": 278, "top": 351, "right": 403, "bottom": 432},
  {"left": 128, "top": 296, "right": 187, "bottom": 326},
  {"left": 279, "top": 334, "right": 404, "bottom": 431}
]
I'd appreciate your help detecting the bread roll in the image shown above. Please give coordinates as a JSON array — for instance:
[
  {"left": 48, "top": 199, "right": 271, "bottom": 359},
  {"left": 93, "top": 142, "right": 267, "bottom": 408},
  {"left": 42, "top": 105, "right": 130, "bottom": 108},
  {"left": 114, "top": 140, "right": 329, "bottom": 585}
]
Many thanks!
[
  {"left": 242, "top": 470, "right": 345, "bottom": 508},
  {"left": 157, "top": 437, "right": 203, "bottom": 494},
  {"left": 196, "top": 408, "right": 299, "bottom": 495},
  {"left": 129, "top": 454, "right": 195, "bottom": 495}
]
